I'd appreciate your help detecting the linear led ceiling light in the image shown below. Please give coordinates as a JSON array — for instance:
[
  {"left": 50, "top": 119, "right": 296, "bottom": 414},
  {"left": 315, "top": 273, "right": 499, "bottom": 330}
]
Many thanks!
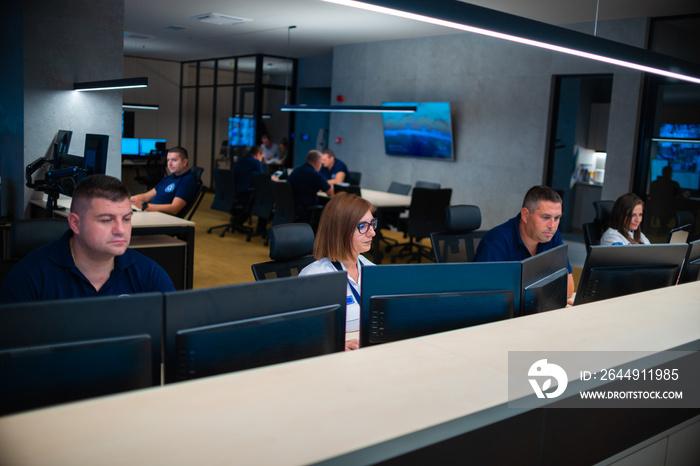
[
  {"left": 280, "top": 104, "right": 417, "bottom": 113},
  {"left": 323, "top": 0, "right": 700, "bottom": 85},
  {"left": 122, "top": 103, "right": 159, "bottom": 110},
  {"left": 74, "top": 77, "right": 149, "bottom": 91}
]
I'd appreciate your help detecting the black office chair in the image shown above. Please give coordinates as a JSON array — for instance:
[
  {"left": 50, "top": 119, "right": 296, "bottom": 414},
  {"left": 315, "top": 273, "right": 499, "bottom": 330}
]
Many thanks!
[
  {"left": 346, "top": 171, "right": 362, "bottom": 185},
  {"left": 190, "top": 166, "right": 204, "bottom": 184},
  {"left": 430, "top": 205, "right": 484, "bottom": 263},
  {"left": 247, "top": 173, "right": 275, "bottom": 243},
  {"left": 334, "top": 184, "right": 361, "bottom": 196},
  {"left": 378, "top": 181, "right": 412, "bottom": 253},
  {"left": 271, "top": 181, "right": 297, "bottom": 226},
  {"left": 2, "top": 218, "right": 70, "bottom": 286},
  {"left": 251, "top": 223, "right": 316, "bottom": 280},
  {"left": 134, "top": 150, "right": 165, "bottom": 190},
  {"left": 582, "top": 222, "right": 602, "bottom": 251},
  {"left": 207, "top": 168, "right": 253, "bottom": 238},
  {"left": 675, "top": 210, "right": 699, "bottom": 242},
  {"left": 414, "top": 180, "right": 441, "bottom": 190},
  {"left": 177, "top": 182, "right": 207, "bottom": 221},
  {"left": 391, "top": 188, "right": 452, "bottom": 263},
  {"left": 593, "top": 200, "right": 614, "bottom": 226}
]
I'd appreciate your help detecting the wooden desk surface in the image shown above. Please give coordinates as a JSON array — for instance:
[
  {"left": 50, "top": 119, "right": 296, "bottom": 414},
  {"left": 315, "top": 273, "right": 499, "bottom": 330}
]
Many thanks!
[{"left": 1, "top": 282, "right": 699, "bottom": 466}]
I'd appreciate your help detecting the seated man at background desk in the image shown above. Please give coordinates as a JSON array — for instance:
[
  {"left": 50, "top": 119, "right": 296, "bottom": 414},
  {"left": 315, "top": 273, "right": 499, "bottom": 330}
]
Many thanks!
[
  {"left": 286, "top": 150, "right": 334, "bottom": 222},
  {"left": 233, "top": 145, "right": 264, "bottom": 206},
  {"left": 320, "top": 149, "right": 349, "bottom": 185},
  {"left": 129, "top": 146, "right": 198, "bottom": 216},
  {"left": 0, "top": 175, "right": 175, "bottom": 303},
  {"left": 474, "top": 185, "right": 574, "bottom": 301}
]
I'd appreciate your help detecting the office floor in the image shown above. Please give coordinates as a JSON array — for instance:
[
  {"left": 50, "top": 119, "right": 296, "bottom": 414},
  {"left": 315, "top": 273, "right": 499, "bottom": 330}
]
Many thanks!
[{"left": 190, "top": 192, "right": 585, "bottom": 290}]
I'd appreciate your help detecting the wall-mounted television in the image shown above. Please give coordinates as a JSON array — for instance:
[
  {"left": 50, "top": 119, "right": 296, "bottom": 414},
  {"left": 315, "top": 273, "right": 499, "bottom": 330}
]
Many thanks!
[
  {"left": 228, "top": 117, "right": 255, "bottom": 147},
  {"left": 381, "top": 102, "right": 454, "bottom": 161}
]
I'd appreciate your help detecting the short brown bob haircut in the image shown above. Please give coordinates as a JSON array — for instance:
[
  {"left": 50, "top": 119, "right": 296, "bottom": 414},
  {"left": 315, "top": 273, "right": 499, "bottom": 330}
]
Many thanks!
[{"left": 313, "top": 192, "right": 375, "bottom": 262}]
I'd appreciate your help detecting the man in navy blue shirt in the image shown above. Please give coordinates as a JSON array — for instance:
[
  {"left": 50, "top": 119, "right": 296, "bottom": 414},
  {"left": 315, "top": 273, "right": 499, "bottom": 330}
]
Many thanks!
[
  {"left": 0, "top": 175, "right": 175, "bottom": 303},
  {"left": 320, "top": 149, "right": 349, "bottom": 185},
  {"left": 233, "top": 145, "right": 264, "bottom": 206},
  {"left": 474, "top": 185, "right": 574, "bottom": 301},
  {"left": 287, "top": 150, "right": 334, "bottom": 221},
  {"left": 130, "top": 146, "right": 198, "bottom": 217}
]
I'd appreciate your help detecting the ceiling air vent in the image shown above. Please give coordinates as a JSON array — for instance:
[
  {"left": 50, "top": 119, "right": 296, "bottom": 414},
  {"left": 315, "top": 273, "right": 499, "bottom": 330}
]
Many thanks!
[{"left": 191, "top": 13, "right": 252, "bottom": 25}]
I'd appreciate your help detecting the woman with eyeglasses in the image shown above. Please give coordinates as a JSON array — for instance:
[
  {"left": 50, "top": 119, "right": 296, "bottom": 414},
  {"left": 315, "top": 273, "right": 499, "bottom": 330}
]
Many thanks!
[{"left": 299, "top": 192, "right": 377, "bottom": 350}]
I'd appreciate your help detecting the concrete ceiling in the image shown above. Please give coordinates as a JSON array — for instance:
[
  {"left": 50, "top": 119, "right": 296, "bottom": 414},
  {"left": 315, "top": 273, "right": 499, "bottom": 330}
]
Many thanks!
[{"left": 124, "top": 0, "right": 700, "bottom": 62}]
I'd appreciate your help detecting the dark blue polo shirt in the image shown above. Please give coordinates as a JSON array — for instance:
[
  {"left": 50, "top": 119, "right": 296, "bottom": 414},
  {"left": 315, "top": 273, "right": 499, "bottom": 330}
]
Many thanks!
[
  {"left": 320, "top": 158, "right": 348, "bottom": 182},
  {"left": 474, "top": 214, "right": 572, "bottom": 273},
  {"left": 151, "top": 169, "right": 198, "bottom": 215},
  {"left": 287, "top": 163, "right": 331, "bottom": 209},
  {"left": 233, "top": 155, "right": 264, "bottom": 195},
  {"left": 0, "top": 231, "right": 175, "bottom": 303}
]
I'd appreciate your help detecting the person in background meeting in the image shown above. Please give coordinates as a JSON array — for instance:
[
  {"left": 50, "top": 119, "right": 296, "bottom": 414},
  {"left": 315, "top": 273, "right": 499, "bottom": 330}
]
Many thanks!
[
  {"left": 286, "top": 150, "right": 334, "bottom": 222},
  {"left": 0, "top": 175, "right": 175, "bottom": 303},
  {"left": 278, "top": 138, "right": 289, "bottom": 165},
  {"left": 320, "top": 149, "right": 349, "bottom": 185},
  {"left": 233, "top": 145, "right": 264, "bottom": 206},
  {"left": 600, "top": 193, "right": 650, "bottom": 245},
  {"left": 261, "top": 134, "right": 282, "bottom": 164},
  {"left": 299, "top": 192, "right": 376, "bottom": 351},
  {"left": 129, "top": 146, "right": 198, "bottom": 216},
  {"left": 474, "top": 185, "right": 574, "bottom": 301}
]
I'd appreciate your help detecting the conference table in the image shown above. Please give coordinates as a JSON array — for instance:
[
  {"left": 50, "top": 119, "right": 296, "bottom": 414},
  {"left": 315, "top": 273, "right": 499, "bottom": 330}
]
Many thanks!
[
  {"left": 29, "top": 196, "right": 195, "bottom": 289},
  {"left": 1, "top": 282, "right": 698, "bottom": 465}
]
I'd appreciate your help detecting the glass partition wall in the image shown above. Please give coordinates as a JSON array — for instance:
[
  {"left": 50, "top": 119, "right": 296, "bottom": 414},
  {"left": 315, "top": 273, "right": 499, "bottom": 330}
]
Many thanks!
[{"left": 179, "top": 54, "right": 297, "bottom": 187}]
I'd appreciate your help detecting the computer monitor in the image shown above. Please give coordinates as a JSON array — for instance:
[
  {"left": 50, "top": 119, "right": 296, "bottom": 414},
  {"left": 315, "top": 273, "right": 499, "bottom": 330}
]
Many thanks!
[
  {"left": 122, "top": 137, "right": 140, "bottom": 156},
  {"left": 573, "top": 244, "right": 689, "bottom": 306},
  {"left": 680, "top": 239, "right": 700, "bottom": 283},
  {"left": 360, "top": 262, "right": 521, "bottom": 347},
  {"left": 139, "top": 138, "right": 166, "bottom": 156},
  {"left": 51, "top": 130, "right": 73, "bottom": 169},
  {"left": 520, "top": 244, "right": 569, "bottom": 316},
  {"left": 163, "top": 272, "right": 347, "bottom": 383},
  {"left": 83, "top": 133, "right": 109, "bottom": 176},
  {"left": 0, "top": 293, "right": 163, "bottom": 416},
  {"left": 668, "top": 224, "right": 691, "bottom": 244}
]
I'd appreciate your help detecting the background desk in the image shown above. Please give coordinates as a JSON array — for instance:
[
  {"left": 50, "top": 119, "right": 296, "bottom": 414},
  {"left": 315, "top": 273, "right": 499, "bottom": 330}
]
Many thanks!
[
  {"left": 29, "top": 197, "right": 195, "bottom": 289},
  {"left": 1, "top": 282, "right": 698, "bottom": 465}
]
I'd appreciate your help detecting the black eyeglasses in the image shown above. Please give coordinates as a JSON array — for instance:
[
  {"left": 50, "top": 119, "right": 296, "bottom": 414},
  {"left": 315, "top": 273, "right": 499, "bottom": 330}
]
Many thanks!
[{"left": 357, "top": 218, "right": 378, "bottom": 234}]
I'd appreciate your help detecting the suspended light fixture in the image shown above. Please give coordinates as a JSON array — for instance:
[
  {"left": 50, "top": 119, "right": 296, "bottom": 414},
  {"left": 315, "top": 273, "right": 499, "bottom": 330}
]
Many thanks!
[
  {"left": 74, "top": 77, "right": 149, "bottom": 91},
  {"left": 122, "top": 103, "right": 159, "bottom": 110},
  {"left": 280, "top": 104, "right": 417, "bottom": 113},
  {"left": 322, "top": 0, "right": 700, "bottom": 85}
]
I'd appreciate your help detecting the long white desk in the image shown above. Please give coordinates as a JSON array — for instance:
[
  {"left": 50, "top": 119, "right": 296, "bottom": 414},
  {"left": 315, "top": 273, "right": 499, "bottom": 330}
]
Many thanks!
[
  {"left": 1, "top": 282, "right": 699, "bottom": 465},
  {"left": 29, "top": 197, "right": 196, "bottom": 289}
]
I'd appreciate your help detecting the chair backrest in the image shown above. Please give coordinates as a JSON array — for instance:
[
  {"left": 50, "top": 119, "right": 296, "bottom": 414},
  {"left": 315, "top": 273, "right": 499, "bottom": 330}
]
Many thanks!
[
  {"left": 593, "top": 200, "right": 614, "bottom": 226},
  {"left": 190, "top": 166, "right": 204, "bottom": 184},
  {"left": 388, "top": 181, "right": 411, "bottom": 195},
  {"left": 430, "top": 205, "right": 482, "bottom": 262},
  {"left": 178, "top": 183, "right": 207, "bottom": 220},
  {"left": 210, "top": 168, "right": 237, "bottom": 213},
  {"left": 251, "top": 223, "right": 316, "bottom": 280},
  {"left": 250, "top": 173, "right": 275, "bottom": 220},
  {"left": 414, "top": 180, "right": 441, "bottom": 190},
  {"left": 676, "top": 210, "right": 694, "bottom": 228},
  {"left": 582, "top": 222, "right": 602, "bottom": 250},
  {"left": 334, "top": 184, "right": 362, "bottom": 197},
  {"left": 407, "top": 188, "right": 452, "bottom": 239},
  {"left": 271, "top": 181, "right": 297, "bottom": 226},
  {"left": 347, "top": 171, "right": 362, "bottom": 185},
  {"left": 10, "top": 218, "right": 69, "bottom": 259}
]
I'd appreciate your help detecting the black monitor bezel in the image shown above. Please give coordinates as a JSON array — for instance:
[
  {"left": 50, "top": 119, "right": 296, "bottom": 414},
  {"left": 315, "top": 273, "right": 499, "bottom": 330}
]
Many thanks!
[{"left": 680, "top": 239, "right": 700, "bottom": 283}]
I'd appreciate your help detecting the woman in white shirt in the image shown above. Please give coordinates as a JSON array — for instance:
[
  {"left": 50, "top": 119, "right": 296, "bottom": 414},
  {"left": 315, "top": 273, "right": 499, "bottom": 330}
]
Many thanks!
[
  {"left": 299, "top": 192, "right": 376, "bottom": 350},
  {"left": 600, "top": 193, "right": 651, "bottom": 245}
]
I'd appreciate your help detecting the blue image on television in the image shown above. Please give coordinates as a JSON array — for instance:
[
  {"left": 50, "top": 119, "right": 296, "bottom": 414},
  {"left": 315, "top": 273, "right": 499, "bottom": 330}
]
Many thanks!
[
  {"left": 139, "top": 139, "right": 166, "bottom": 156},
  {"left": 381, "top": 102, "right": 454, "bottom": 160},
  {"left": 228, "top": 117, "right": 255, "bottom": 147},
  {"left": 121, "top": 138, "right": 140, "bottom": 156}
]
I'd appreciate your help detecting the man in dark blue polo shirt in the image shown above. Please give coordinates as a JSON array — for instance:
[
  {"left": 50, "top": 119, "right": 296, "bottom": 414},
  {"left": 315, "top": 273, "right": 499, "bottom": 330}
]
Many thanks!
[
  {"left": 320, "top": 149, "right": 349, "bottom": 185},
  {"left": 287, "top": 150, "right": 334, "bottom": 221},
  {"left": 474, "top": 185, "right": 574, "bottom": 301},
  {"left": 130, "top": 146, "right": 198, "bottom": 217},
  {"left": 0, "top": 175, "right": 175, "bottom": 303},
  {"left": 233, "top": 145, "right": 264, "bottom": 206}
]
